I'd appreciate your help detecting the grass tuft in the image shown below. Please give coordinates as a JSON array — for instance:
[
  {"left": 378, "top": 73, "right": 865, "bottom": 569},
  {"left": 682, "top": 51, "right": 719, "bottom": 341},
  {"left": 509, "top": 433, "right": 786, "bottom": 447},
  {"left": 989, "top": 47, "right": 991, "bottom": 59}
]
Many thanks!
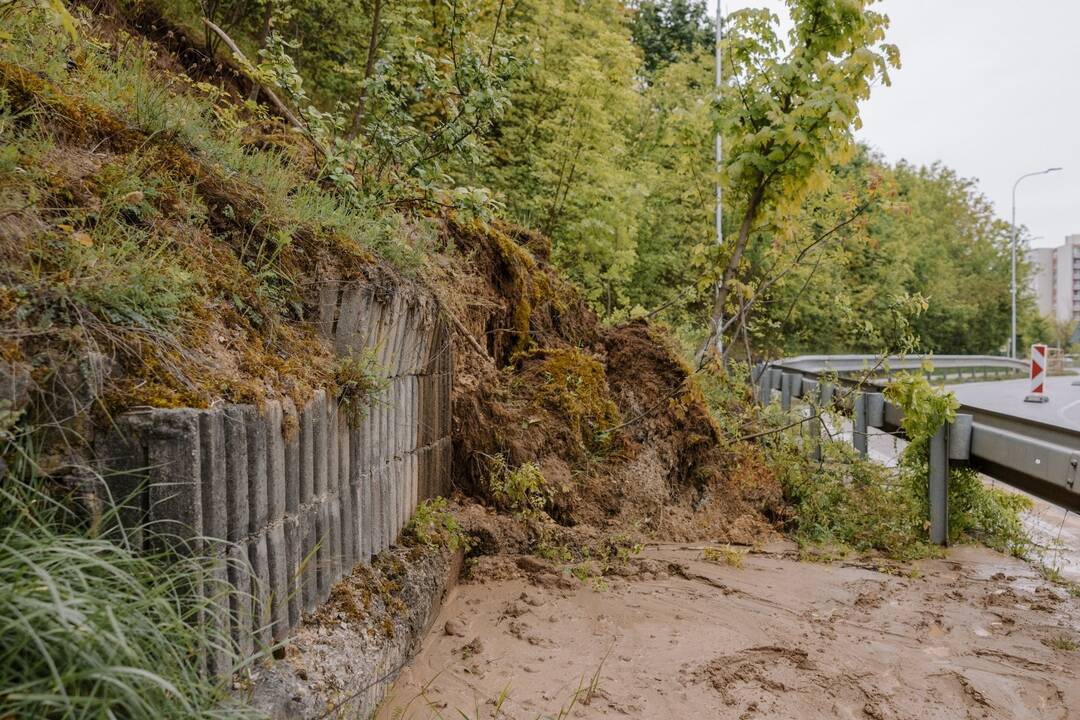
[{"left": 0, "top": 420, "right": 256, "bottom": 719}]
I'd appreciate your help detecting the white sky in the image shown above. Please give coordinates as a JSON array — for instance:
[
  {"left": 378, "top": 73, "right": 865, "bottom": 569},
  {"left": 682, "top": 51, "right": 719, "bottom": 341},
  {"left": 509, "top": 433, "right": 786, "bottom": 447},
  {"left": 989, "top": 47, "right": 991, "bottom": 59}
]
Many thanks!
[{"left": 713, "top": 0, "right": 1080, "bottom": 248}]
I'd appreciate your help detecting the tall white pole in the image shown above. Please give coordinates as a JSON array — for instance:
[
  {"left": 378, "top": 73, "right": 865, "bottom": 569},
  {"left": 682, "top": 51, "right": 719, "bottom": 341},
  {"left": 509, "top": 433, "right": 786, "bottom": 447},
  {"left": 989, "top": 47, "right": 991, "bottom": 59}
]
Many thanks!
[
  {"left": 1010, "top": 167, "right": 1062, "bottom": 358},
  {"left": 1010, "top": 188, "right": 1018, "bottom": 359},
  {"left": 713, "top": 1, "right": 724, "bottom": 355}
]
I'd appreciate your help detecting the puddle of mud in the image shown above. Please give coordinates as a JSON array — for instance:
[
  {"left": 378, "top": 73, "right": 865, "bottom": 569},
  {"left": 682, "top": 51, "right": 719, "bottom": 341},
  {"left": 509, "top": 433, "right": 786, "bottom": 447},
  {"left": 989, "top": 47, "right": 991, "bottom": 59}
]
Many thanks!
[{"left": 378, "top": 542, "right": 1080, "bottom": 720}]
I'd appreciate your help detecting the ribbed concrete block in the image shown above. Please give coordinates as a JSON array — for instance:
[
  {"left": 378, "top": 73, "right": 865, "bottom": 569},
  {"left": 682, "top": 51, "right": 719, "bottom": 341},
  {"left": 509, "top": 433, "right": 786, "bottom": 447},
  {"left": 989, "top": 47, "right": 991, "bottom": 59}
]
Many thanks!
[
  {"left": 417, "top": 446, "right": 428, "bottom": 503},
  {"left": 313, "top": 390, "right": 328, "bottom": 498},
  {"left": 370, "top": 467, "right": 384, "bottom": 556},
  {"left": 389, "top": 298, "right": 408, "bottom": 377},
  {"left": 265, "top": 400, "right": 286, "bottom": 523},
  {"left": 398, "top": 457, "right": 407, "bottom": 534},
  {"left": 361, "top": 468, "right": 373, "bottom": 564},
  {"left": 300, "top": 506, "right": 318, "bottom": 615},
  {"left": 227, "top": 541, "right": 253, "bottom": 658},
  {"left": 243, "top": 406, "right": 268, "bottom": 534},
  {"left": 223, "top": 406, "right": 249, "bottom": 544},
  {"left": 370, "top": 392, "right": 381, "bottom": 471},
  {"left": 95, "top": 418, "right": 148, "bottom": 550},
  {"left": 248, "top": 530, "right": 272, "bottom": 649},
  {"left": 146, "top": 409, "right": 203, "bottom": 554},
  {"left": 411, "top": 304, "right": 428, "bottom": 375},
  {"left": 349, "top": 480, "right": 363, "bottom": 567},
  {"left": 374, "top": 299, "right": 393, "bottom": 380},
  {"left": 389, "top": 460, "right": 400, "bottom": 543},
  {"left": 416, "top": 375, "right": 428, "bottom": 450},
  {"left": 385, "top": 379, "right": 395, "bottom": 458},
  {"left": 349, "top": 425, "right": 367, "bottom": 564},
  {"left": 356, "top": 288, "right": 375, "bottom": 352},
  {"left": 407, "top": 376, "right": 416, "bottom": 453},
  {"left": 283, "top": 514, "right": 302, "bottom": 630},
  {"left": 198, "top": 409, "right": 227, "bottom": 546},
  {"left": 415, "top": 319, "right": 432, "bottom": 376},
  {"left": 398, "top": 304, "right": 415, "bottom": 376},
  {"left": 443, "top": 373, "right": 452, "bottom": 436},
  {"left": 338, "top": 418, "right": 354, "bottom": 570},
  {"left": 398, "top": 300, "right": 413, "bottom": 374},
  {"left": 327, "top": 400, "right": 339, "bottom": 501},
  {"left": 409, "top": 452, "right": 418, "bottom": 521},
  {"left": 299, "top": 400, "right": 314, "bottom": 505},
  {"left": 283, "top": 398, "right": 301, "bottom": 514},
  {"left": 398, "top": 457, "right": 407, "bottom": 533},
  {"left": 315, "top": 502, "right": 332, "bottom": 604},
  {"left": 328, "top": 495, "right": 343, "bottom": 584},
  {"left": 266, "top": 523, "right": 289, "bottom": 642},
  {"left": 363, "top": 297, "right": 386, "bottom": 361},
  {"left": 382, "top": 468, "right": 394, "bottom": 550},
  {"left": 317, "top": 277, "right": 340, "bottom": 340},
  {"left": 203, "top": 555, "right": 232, "bottom": 679},
  {"left": 333, "top": 283, "right": 362, "bottom": 355}
]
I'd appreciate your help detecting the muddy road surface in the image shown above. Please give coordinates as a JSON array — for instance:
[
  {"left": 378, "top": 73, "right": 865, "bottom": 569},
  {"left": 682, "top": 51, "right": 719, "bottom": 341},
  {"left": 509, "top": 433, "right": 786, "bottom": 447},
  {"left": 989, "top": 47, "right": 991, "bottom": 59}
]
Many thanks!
[{"left": 378, "top": 542, "right": 1080, "bottom": 719}]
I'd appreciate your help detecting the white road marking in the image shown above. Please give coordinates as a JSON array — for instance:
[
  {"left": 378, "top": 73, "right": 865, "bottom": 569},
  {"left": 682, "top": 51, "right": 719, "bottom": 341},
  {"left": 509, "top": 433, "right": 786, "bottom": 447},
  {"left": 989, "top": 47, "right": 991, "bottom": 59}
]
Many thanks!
[{"left": 1059, "top": 396, "right": 1080, "bottom": 426}]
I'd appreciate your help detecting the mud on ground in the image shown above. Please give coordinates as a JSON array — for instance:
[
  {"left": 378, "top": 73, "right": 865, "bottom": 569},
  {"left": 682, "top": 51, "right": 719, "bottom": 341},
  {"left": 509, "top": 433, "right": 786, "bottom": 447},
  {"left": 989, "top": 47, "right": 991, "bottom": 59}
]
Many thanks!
[{"left": 378, "top": 542, "right": 1080, "bottom": 720}]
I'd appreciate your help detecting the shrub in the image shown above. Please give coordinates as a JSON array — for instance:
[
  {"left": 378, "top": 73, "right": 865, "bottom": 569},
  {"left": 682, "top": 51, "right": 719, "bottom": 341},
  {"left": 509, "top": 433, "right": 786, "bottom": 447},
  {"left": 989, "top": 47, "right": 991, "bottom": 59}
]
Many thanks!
[
  {"left": 402, "top": 498, "right": 472, "bottom": 552},
  {"left": 485, "top": 454, "right": 550, "bottom": 520},
  {"left": 334, "top": 348, "right": 386, "bottom": 423},
  {"left": 0, "top": 424, "right": 254, "bottom": 719}
]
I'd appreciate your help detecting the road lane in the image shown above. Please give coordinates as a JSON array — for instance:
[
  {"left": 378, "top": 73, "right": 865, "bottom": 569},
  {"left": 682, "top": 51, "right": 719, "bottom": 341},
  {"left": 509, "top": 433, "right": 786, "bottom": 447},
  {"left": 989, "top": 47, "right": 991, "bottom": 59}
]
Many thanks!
[{"left": 946, "top": 375, "right": 1080, "bottom": 430}]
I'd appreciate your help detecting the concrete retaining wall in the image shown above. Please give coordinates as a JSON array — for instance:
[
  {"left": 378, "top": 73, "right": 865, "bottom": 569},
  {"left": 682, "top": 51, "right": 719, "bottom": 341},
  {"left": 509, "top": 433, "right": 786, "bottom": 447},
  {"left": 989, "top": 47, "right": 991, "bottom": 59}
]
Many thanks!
[{"left": 94, "top": 280, "right": 452, "bottom": 670}]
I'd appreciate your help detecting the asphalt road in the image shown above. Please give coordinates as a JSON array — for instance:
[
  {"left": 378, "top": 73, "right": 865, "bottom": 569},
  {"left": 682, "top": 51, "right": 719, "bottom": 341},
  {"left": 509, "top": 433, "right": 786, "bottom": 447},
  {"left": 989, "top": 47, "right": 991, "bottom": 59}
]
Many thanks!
[{"left": 947, "top": 375, "right": 1080, "bottom": 431}]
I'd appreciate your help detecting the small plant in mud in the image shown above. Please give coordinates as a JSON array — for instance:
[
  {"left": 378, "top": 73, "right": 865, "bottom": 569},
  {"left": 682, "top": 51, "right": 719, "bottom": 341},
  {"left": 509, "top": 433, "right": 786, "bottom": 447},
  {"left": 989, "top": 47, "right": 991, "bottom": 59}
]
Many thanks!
[
  {"left": 1042, "top": 634, "right": 1077, "bottom": 652},
  {"left": 402, "top": 498, "right": 473, "bottom": 552},
  {"left": 536, "top": 541, "right": 573, "bottom": 563},
  {"left": 1038, "top": 565, "right": 1080, "bottom": 598},
  {"left": 485, "top": 454, "right": 550, "bottom": 520},
  {"left": 702, "top": 545, "right": 744, "bottom": 568}
]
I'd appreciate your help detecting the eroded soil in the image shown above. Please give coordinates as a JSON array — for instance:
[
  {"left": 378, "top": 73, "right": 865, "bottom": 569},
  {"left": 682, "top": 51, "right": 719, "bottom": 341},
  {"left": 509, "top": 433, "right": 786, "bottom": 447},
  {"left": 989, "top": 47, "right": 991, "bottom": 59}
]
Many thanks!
[{"left": 378, "top": 542, "right": 1080, "bottom": 719}]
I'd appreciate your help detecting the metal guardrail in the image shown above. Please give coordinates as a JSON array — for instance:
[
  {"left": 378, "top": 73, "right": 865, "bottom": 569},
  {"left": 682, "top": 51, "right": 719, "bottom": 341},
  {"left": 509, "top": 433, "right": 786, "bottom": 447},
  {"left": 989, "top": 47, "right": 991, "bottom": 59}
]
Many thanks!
[
  {"left": 776, "top": 354, "right": 1029, "bottom": 374},
  {"left": 754, "top": 357, "right": 1080, "bottom": 538}
]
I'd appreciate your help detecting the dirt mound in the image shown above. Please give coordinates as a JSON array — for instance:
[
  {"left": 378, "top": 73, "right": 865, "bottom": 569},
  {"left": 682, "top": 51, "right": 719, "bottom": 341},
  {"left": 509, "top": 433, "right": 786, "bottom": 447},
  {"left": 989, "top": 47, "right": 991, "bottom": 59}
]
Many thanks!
[{"left": 433, "top": 220, "right": 781, "bottom": 547}]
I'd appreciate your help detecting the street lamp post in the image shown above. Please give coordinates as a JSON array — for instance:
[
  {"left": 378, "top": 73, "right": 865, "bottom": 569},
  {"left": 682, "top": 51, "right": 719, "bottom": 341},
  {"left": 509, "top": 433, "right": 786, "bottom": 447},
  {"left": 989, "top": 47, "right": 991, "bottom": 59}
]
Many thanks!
[{"left": 1010, "top": 168, "right": 1061, "bottom": 358}]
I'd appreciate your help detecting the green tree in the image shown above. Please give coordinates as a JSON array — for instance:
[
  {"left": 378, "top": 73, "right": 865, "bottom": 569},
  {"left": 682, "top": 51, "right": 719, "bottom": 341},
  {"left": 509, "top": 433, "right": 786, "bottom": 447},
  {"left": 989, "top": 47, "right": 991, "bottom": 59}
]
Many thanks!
[
  {"left": 629, "top": 0, "right": 713, "bottom": 74},
  {"left": 701, "top": 0, "right": 899, "bottom": 360},
  {"left": 465, "top": 0, "right": 645, "bottom": 311}
]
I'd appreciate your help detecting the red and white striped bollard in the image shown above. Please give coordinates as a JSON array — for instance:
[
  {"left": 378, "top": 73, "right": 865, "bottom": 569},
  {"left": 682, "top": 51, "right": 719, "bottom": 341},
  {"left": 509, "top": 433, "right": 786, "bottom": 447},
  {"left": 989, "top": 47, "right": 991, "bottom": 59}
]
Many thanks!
[{"left": 1024, "top": 343, "right": 1050, "bottom": 403}]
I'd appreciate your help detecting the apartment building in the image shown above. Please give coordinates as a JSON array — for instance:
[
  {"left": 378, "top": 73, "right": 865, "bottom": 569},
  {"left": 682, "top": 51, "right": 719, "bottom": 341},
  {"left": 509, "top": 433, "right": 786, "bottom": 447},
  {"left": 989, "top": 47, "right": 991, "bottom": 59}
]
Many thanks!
[{"left": 1028, "top": 234, "right": 1080, "bottom": 323}]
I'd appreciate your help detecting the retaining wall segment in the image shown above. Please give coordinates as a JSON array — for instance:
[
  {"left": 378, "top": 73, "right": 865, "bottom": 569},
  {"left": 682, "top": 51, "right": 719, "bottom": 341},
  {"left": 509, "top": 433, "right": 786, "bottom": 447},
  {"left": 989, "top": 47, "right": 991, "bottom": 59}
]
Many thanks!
[{"left": 94, "top": 279, "right": 453, "bottom": 672}]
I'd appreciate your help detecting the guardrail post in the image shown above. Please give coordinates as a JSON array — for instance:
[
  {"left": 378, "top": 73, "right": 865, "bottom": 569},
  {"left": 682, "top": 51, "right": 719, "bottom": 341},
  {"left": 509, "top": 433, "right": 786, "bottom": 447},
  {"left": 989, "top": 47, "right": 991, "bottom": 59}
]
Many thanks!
[
  {"left": 948, "top": 414, "right": 972, "bottom": 461},
  {"left": 781, "top": 372, "right": 795, "bottom": 411},
  {"left": 820, "top": 382, "right": 834, "bottom": 410},
  {"left": 758, "top": 367, "right": 773, "bottom": 405},
  {"left": 852, "top": 392, "right": 867, "bottom": 457},
  {"left": 808, "top": 384, "right": 822, "bottom": 462},
  {"left": 929, "top": 422, "right": 949, "bottom": 545},
  {"left": 866, "top": 392, "right": 884, "bottom": 428}
]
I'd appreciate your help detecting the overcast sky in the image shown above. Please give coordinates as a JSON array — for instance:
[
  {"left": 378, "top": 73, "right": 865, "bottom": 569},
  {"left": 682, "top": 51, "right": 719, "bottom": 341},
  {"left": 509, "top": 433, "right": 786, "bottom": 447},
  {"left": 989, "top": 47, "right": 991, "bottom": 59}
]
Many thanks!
[{"left": 712, "top": 0, "right": 1080, "bottom": 248}]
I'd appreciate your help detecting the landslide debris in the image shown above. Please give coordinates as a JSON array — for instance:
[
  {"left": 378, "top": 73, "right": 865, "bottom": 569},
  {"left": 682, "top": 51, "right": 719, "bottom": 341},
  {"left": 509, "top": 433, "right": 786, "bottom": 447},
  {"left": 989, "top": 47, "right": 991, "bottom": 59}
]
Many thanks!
[{"left": 430, "top": 220, "right": 782, "bottom": 555}]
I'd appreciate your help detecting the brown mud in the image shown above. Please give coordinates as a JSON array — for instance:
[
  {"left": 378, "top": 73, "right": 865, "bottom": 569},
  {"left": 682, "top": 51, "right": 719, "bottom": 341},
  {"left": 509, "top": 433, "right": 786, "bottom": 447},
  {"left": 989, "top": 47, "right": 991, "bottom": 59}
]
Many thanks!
[
  {"left": 379, "top": 542, "right": 1080, "bottom": 720},
  {"left": 435, "top": 219, "right": 781, "bottom": 546}
]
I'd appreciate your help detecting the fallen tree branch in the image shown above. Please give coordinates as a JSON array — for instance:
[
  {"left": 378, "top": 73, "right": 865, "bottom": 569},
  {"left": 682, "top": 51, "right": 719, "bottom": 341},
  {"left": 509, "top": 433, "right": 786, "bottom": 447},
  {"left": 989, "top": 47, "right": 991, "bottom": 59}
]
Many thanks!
[
  {"left": 201, "top": 18, "right": 304, "bottom": 133},
  {"left": 433, "top": 297, "right": 492, "bottom": 366}
]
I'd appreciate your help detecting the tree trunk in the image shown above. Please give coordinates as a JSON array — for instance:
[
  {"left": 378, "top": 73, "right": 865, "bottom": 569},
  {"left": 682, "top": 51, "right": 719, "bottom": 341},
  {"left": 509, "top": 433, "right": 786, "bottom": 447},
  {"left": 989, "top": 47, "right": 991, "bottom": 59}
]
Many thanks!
[
  {"left": 248, "top": 2, "right": 273, "bottom": 103},
  {"left": 699, "top": 178, "right": 766, "bottom": 366},
  {"left": 348, "top": 0, "right": 383, "bottom": 140}
]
